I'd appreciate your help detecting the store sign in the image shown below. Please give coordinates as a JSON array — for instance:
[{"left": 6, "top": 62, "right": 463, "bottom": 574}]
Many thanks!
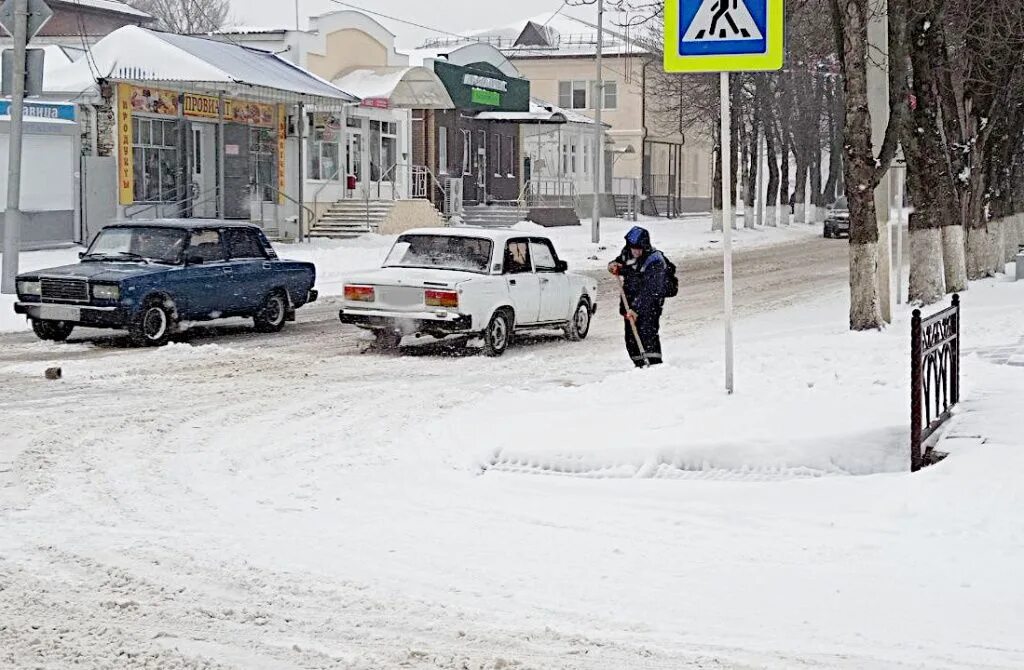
[
  {"left": 0, "top": 99, "right": 76, "bottom": 121},
  {"left": 360, "top": 98, "right": 390, "bottom": 109},
  {"left": 183, "top": 93, "right": 220, "bottom": 119},
  {"left": 277, "top": 105, "right": 286, "bottom": 205},
  {"left": 226, "top": 100, "right": 276, "bottom": 128},
  {"left": 462, "top": 74, "right": 508, "bottom": 93},
  {"left": 470, "top": 88, "right": 501, "bottom": 106},
  {"left": 117, "top": 84, "right": 134, "bottom": 205},
  {"left": 127, "top": 85, "right": 178, "bottom": 116}
]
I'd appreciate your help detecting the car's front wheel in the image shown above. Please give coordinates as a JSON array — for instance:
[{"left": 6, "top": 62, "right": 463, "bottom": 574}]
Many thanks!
[
  {"left": 565, "top": 298, "right": 592, "bottom": 341},
  {"left": 254, "top": 291, "right": 288, "bottom": 333},
  {"left": 482, "top": 309, "right": 512, "bottom": 357},
  {"left": 130, "top": 299, "right": 174, "bottom": 347},
  {"left": 31, "top": 319, "right": 74, "bottom": 342}
]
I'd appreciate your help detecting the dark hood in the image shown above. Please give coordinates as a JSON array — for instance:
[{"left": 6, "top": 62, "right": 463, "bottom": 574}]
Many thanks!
[
  {"left": 21, "top": 262, "right": 171, "bottom": 283},
  {"left": 625, "top": 226, "right": 653, "bottom": 251}
]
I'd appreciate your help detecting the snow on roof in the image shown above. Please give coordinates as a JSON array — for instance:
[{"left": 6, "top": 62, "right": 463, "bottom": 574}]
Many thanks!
[
  {"left": 333, "top": 67, "right": 454, "bottom": 109},
  {"left": 52, "top": 0, "right": 152, "bottom": 20},
  {"left": 212, "top": 26, "right": 290, "bottom": 36},
  {"left": 416, "top": 10, "right": 649, "bottom": 60},
  {"left": 474, "top": 97, "right": 606, "bottom": 125},
  {"left": 43, "top": 26, "right": 354, "bottom": 103}
]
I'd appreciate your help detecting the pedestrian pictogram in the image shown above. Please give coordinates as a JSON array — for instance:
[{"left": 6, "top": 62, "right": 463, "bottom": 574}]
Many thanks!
[
  {"left": 683, "top": 0, "right": 763, "bottom": 43},
  {"left": 664, "top": 0, "right": 784, "bottom": 73}
]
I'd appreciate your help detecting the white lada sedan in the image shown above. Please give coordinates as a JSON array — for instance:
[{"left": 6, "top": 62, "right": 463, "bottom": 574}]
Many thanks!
[{"left": 338, "top": 228, "right": 598, "bottom": 356}]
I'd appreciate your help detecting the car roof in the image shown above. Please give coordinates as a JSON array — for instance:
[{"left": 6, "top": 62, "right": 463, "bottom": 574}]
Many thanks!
[
  {"left": 105, "top": 219, "right": 263, "bottom": 231},
  {"left": 399, "top": 227, "right": 549, "bottom": 243}
]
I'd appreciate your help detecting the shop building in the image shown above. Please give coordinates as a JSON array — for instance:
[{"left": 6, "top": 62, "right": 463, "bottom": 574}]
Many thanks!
[{"left": 37, "top": 26, "right": 352, "bottom": 243}]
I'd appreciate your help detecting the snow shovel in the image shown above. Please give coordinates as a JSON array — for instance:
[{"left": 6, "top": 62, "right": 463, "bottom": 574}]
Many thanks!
[{"left": 617, "top": 275, "right": 650, "bottom": 367}]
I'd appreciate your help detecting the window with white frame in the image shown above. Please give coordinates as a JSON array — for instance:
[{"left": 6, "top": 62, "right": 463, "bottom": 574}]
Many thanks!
[
  {"left": 504, "top": 135, "right": 514, "bottom": 176},
  {"left": 603, "top": 80, "right": 618, "bottom": 110},
  {"left": 438, "top": 126, "right": 448, "bottom": 174},
  {"left": 132, "top": 117, "right": 178, "bottom": 203},
  {"left": 461, "top": 129, "right": 472, "bottom": 175},
  {"left": 558, "top": 80, "right": 589, "bottom": 110},
  {"left": 307, "top": 112, "right": 341, "bottom": 181}
]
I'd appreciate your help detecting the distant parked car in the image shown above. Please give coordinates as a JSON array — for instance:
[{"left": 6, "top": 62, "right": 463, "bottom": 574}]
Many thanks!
[
  {"left": 824, "top": 197, "right": 850, "bottom": 238},
  {"left": 14, "top": 220, "right": 318, "bottom": 346},
  {"left": 338, "top": 228, "right": 598, "bottom": 356}
]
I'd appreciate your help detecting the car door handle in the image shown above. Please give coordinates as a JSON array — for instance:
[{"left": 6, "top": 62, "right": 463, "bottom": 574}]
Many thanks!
[
  {"left": 222, "top": 267, "right": 233, "bottom": 275},
  {"left": 509, "top": 279, "right": 516, "bottom": 286},
  {"left": 262, "top": 262, "right": 272, "bottom": 270},
  {"left": 540, "top": 277, "right": 550, "bottom": 284}
]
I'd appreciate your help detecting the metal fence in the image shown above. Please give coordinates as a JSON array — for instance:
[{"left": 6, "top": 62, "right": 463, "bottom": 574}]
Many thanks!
[{"left": 910, "top": 294, "right": 961, "bottom": 472}]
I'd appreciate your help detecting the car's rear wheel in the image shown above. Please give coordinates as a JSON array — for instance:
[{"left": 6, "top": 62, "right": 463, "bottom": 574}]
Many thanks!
[
  {"left": 31, "top": 319, "right": 74, "bottom": 342},
  {"left": 482, "top": 309, "right": 512, "bottom": 357},
  {"left": 565, "top": 298, "right": 592, "bottom": 342},
  {"left": 254, "top": 291, "right": 288, "bottom": 333},
  {"left": 374, "top": 329, "right": 402, "bottom": 350},
  {"left": 130, "top": 298, "right": 174, "bottom": 347}
]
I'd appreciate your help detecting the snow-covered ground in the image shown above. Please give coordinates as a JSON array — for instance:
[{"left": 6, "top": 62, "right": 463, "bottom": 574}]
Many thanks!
[
  {"left": 0, "top": 216, "right": 818, "bottom": 333},
  {"left": 2, "top": 223, "right": 1022, "bottom": 667}
]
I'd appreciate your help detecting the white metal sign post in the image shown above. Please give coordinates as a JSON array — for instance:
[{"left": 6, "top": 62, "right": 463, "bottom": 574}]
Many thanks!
[{"left": 665, "top": 0, "right": 784, "bottom": 394}]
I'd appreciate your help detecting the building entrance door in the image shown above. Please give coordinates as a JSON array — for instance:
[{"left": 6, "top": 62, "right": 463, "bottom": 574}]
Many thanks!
[{"left": 190, "top": 122, "right": 218, "bottom": 218}]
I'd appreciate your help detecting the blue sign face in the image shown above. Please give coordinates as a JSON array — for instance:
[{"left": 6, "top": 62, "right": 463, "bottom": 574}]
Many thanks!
[
  {"left": 678, "top": 0, "right": 769, "bottom": 57},
  {"left": 0, "top": 100, "right": 76, "bottom": 121}
]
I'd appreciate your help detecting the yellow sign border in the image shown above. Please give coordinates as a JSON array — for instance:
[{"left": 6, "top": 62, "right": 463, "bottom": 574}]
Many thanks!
[{"left": 664, "top": 0, "right": 784, "bottom": 73}]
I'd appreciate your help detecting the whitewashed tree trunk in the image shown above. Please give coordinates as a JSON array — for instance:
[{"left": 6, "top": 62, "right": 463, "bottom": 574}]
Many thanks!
[
  {"left": 990, "top": 218, "right": 1006, "bottom": 274},
  {"left": 794, "top": 203, "right": 806, "bottom": 224},
  {"left": 850, "top": 242, "right": 884, "bottom": 330},
  {"left": 966, "top": 226, "right": 996, "bottom": 279},
  {"left": 766, "top": 205, "right": 778, "bottom": 227},
  {"left": 942, "top": 225, "right": 968, "bottom": 292},
  {"left": 1003, "top": 215, "right": 1019, "bottom": 263},
  {"left": 908, "top": 227, "right": 945, "bottom": 306},
  {"left": 712, "top": 208, "right": 723, "bottom": 232},
  {"left": 744, "top": 204, "right": 756, "bottom": 229}
]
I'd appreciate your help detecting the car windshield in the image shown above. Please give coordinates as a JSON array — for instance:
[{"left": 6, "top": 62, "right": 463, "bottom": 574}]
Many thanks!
[
  {"left": 84, "top": 227, "right": 187, "bottom": 265},
  {"left": 383, "top": 234, "right": 493, "bottom": 274},
  {"left": 833, "top": 197, "right": 849, "bottom": 210}
]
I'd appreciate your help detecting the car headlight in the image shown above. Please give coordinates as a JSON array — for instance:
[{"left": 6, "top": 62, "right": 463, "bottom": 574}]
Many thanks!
[
  {"left": 16, "top": 280, "right": 41, "bottom": 296},
  {"left": 92, "top": 284, "right": 120, "bottom": 301}
]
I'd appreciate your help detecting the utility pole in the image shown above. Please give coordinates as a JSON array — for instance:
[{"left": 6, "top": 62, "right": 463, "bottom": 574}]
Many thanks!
[
  {"left": 591, "top": 0, "right": 603, "bottom": 244},
  {"left": 1, "top": 0, "right": 27, "bottom": 294},
  {"left": 294, "top": 0, "right": 301, "bottom": 31}
]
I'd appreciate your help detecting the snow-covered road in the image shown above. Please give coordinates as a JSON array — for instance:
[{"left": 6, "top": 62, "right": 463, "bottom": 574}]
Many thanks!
[{"left": 3, "top": 230, "right": 1022, "bottom": 670}]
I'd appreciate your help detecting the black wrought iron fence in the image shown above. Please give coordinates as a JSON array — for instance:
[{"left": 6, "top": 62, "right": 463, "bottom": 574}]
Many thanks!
[{"left": 910, "top": 294, "right": 961, "bottom": 472}]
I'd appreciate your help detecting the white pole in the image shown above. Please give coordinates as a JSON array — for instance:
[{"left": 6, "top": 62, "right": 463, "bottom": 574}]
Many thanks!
[
  {"left": 1, "top": 0, "right": 29, "bottom": 295},
  {"left": 895, "top": 166, "right": 904, "bottom": 304},
  {"left": 591, "top": 0, "right": 604, "bottom": 244},
  {"left": 756, "top": 134, "right": 765, "bottom": 227},
  {"left": 721, "top": 72, "right": 734, "bottom": 394}
]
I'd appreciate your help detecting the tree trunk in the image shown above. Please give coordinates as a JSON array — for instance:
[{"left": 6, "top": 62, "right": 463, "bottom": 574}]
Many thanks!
[
  {"left": 762, "top": 87, "right": 781, "bottom": 227},
  {"left": 808, "top": 77, "right": 825, "bottom": 223},
  {"left": 942, "top": 225, "right": 968, "bottom": 291},
  {"left": 794, "top": 159, "right": 809, "bottom": 224},
  {"left": 779, "top": 71, "right": 792, "bottom": 225},
  {"left": 835, "top": 0, "right": 884, "bottom": 330},
  {"left": 965, "top": 162, "right": 994, "bottom": 279},
  {"left": 904, "top": 11, "right": 951, "bottom": 306},
  {"left": 745, "top": 115, "right": 758, "bottom": 228},
  {"left": 729, "top": 76, "right": 741, "bottom": 229},
  {"left": 822, "top": 79, "right": 844, "bottom": 205}
]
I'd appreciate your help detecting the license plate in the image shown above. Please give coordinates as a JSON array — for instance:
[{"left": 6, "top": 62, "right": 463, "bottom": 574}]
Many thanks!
[{"left": 38, "top": 305, "right": 81, "bottom": 322}]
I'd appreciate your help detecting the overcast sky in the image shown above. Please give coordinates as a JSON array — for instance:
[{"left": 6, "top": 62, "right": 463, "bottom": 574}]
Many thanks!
[{"left": 227, "top": 0, "right": 585, "bottom": 47}]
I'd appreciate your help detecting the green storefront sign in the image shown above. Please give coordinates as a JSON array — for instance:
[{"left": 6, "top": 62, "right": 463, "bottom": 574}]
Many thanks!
[
  {"left": 434, "top": 60, "right": 529, "bottom": 112},
  {"left": 471, "top": 88, "right": 501, "bottom": 106}
]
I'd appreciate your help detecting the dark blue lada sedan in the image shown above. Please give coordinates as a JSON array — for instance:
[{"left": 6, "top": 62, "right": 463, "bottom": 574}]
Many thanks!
[{"left": 14, "top": 220, "right": 318, "bottom": 346}]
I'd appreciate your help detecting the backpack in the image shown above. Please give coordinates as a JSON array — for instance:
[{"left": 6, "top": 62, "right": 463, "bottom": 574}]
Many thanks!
[{"left": 663, "top": 255, "right": 679, "bottom": 298}]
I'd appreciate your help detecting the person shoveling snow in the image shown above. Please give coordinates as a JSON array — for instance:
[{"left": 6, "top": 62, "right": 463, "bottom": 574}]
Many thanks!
[{"left": 608, "top": 226, "right": 676, "bottom": 368}]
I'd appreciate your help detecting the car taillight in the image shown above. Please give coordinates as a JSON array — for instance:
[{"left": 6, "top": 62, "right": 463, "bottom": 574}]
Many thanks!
[
  {"left": 344, "top": 285, "right": 375, "bottom": 302},
  {"left": 425, "top": 289, "right": 459, "bottom": 308}
]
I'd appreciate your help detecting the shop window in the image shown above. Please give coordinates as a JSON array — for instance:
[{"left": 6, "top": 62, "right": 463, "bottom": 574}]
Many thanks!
[
  {"left": 461, "top": 130, "right": 472, "bottom": 175},
  {"left": 132, "top": 117, "right": 179, "bottom": 203},
  {"left": 369, "top": 120, "right": 399, "bottom": 183},
  {"left": 438, "top": 126, "right": 448, "bottom": 174},
  {"left": 603, "top": 81, "right": 618, "bottom": 110},
  {"left": 308, "top": 112, "right": 341, "bottom": 181},
  {"left": 250, "top": 126, "right": 276, "bottom": 202}
]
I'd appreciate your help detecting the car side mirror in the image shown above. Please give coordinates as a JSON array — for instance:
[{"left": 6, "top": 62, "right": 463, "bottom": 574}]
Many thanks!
[
  {"left": 186, "top": 255, "right": 205, "bottom": 266},
  {"left": 555, "top": 260, "right": 568, "bottom": 272}
]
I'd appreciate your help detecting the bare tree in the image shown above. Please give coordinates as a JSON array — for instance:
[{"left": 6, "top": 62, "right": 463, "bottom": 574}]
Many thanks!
[{"left": 128, "top": 0, "right": 230, "bottom": 34}]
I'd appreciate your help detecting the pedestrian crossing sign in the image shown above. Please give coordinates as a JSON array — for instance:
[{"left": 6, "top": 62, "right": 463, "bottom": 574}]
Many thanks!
[{"left": 664, "top": 0, "right": 784, "bottom": 73}]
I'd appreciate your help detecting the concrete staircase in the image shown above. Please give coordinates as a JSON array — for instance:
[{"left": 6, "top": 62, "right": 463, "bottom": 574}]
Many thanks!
[
  {"left": 308, "top": 200, "right": 396, "bottom": 239},
  {"left": 461, "top": 204, "right": 526, "bottom": 228}
]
